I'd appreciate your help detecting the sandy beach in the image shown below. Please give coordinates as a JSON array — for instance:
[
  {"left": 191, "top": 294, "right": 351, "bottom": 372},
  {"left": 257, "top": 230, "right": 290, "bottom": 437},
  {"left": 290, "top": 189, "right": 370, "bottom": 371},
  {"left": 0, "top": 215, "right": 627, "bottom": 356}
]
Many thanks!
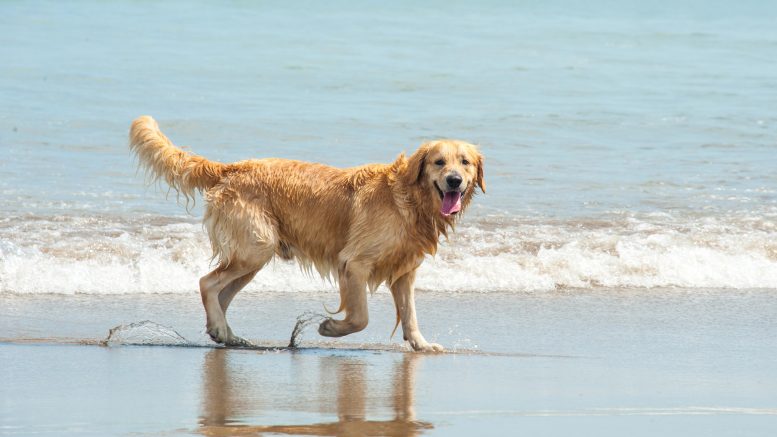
[{"left": 2, "top": 290, "right": 776, "bottom": 436}]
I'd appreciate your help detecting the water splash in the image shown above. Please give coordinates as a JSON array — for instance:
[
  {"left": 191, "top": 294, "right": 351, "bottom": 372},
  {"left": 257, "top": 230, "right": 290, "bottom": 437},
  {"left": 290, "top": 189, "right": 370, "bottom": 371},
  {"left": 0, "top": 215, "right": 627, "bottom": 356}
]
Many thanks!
[
  {"left": 104, "top": 320, "right": 189, "bottom": 346},
  {"left": 288, "top": 311, "right": 330, "bottom": 348}
]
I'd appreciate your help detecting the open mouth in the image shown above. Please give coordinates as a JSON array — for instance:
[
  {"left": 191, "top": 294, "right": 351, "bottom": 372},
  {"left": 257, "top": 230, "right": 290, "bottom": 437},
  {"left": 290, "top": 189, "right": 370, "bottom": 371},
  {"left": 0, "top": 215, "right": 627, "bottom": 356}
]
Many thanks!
[{"left": 434, "top": 182, "right": 462, "bottom": 216}]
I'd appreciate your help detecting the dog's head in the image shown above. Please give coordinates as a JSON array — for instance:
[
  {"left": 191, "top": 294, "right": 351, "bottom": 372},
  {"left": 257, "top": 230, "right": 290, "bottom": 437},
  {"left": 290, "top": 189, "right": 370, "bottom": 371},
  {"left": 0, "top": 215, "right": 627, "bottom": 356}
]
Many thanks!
[{"left": 403, "top": 140, "right": 485, "bottom": 217}]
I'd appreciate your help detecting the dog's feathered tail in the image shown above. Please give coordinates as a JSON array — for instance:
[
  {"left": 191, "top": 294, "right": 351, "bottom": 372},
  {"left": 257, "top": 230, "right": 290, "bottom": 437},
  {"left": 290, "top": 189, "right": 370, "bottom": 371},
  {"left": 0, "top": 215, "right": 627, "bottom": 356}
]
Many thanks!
[{"left": 129, "top": 115, "right": 225, "bottom": 201}]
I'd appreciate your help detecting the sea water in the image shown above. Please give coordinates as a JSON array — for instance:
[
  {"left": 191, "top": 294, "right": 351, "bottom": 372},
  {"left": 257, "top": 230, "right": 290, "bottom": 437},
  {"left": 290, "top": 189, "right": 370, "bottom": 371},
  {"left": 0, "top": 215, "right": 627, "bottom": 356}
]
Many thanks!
[{"left": 1, "top": 0, "right": 776, "bottom": 294}]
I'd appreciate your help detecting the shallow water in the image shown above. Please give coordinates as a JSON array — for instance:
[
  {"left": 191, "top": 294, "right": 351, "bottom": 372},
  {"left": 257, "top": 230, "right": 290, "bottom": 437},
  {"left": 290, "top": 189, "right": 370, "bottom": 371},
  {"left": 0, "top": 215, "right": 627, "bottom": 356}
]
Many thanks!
[{"left": 2, "top": 291, "right": 777, "bottom": 436}]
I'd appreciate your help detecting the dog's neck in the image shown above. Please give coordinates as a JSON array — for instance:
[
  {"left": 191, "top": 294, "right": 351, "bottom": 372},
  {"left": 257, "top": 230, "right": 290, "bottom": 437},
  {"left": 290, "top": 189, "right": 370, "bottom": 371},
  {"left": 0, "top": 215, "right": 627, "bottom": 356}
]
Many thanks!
[{"left": 388, "top": 158, "right": 474, "bottom": 256}]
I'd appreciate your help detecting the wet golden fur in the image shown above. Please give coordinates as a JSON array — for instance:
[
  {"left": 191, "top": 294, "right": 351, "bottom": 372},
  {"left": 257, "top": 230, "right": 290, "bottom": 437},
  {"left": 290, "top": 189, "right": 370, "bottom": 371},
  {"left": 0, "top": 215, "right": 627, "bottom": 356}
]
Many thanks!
[{"left": 129, "top": 115, "right": 484, "bottom": 351}]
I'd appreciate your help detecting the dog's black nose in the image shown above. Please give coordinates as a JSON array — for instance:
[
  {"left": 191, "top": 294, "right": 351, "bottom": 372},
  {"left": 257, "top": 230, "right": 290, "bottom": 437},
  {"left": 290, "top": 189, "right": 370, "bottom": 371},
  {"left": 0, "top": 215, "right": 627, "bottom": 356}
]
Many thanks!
[{"left": 446, "top": 174, "right": 463, "bottom": 189}]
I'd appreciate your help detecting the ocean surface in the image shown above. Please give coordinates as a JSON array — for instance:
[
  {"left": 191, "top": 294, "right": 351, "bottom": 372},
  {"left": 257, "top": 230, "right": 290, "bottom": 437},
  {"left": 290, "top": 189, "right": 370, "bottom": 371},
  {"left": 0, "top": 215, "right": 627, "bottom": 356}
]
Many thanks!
[{"left": 1, "top": 0, "right": 777, "bottom": 295}]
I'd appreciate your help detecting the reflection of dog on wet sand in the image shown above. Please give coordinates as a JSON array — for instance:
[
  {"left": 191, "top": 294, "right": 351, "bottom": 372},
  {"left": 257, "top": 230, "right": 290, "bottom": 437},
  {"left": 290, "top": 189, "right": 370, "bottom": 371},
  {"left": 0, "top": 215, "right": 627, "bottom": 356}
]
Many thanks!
[
  {"left": 198, "top": 350, "right": 430, "bottom": 436},
  {"left": 129, "top": 116, "right": 484, "bottom": 352}
]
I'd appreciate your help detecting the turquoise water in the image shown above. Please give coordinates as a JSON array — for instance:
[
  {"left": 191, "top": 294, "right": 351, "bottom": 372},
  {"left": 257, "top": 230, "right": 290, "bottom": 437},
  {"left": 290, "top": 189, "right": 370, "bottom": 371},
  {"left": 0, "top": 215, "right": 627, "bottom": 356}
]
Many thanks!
[{"left": 1, "top": 1, "right": 776, "bottom": 293}]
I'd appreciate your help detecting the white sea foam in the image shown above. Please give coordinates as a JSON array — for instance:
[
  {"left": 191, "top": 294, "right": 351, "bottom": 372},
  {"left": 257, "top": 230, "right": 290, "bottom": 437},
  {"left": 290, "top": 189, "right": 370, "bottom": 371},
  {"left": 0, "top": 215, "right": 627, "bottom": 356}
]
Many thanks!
[{"left": 1, "top": 213, "right": 776, "bottom": 294}]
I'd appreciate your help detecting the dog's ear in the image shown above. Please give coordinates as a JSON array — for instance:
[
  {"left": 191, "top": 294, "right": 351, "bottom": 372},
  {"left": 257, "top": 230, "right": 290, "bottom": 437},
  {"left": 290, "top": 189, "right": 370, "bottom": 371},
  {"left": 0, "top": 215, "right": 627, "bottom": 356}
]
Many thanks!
[
  {"left": 404, "top": 143, "right": 430, "bottom": 185},
  {"left": 476, "top": 152, "right": 486, "bottom": 193}
]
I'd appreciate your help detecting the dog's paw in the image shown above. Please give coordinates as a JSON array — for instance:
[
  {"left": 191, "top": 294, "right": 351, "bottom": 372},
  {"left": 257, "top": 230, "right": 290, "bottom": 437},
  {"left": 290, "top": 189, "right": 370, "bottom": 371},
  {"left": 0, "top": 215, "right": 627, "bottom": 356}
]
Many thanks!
[
  {"left": 318, "top": 318, "right": 343, "bottom": 337},
  {"left": 408, "top": 339, "right": 445, "bottom": 353},
  {"left": 208, "top": 326, "right": 252, "bottom": 347},
  {"left": 226, "top": 326, "right": 249, "bottom": 346},
  {"left": 318, "top": 317, "right": 368, "bottom": 337},
  {"left": 225, "top": 335, "right": 252, "bottom": 347},
  {"left": 206, "top": 326, "right": 228, "bottom": 344}
]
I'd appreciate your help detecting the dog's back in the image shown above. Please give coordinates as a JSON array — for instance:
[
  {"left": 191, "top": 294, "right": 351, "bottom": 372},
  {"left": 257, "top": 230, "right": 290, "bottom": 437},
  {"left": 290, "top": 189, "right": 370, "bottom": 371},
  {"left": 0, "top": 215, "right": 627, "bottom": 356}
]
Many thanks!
[{"left": 130, "top": 116, "right": 398, "bottom": 278}]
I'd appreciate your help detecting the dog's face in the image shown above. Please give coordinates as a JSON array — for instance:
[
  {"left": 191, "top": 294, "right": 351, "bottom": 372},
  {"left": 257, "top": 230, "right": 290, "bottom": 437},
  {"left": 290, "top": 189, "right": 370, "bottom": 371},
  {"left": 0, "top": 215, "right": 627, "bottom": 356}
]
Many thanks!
[{"left": 405, "top": 140, "right": 485, "bottom": 217}]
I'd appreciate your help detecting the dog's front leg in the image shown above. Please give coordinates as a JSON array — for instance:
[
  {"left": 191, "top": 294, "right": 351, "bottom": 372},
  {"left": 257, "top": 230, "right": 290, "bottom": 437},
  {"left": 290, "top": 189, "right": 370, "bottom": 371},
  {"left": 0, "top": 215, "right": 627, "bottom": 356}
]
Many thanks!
[
  {"left": 319, "top": 261, "right": 369, "bottom": 337},
  {"left": 390, "top": 269, "right": 443, "bottom": 352}
]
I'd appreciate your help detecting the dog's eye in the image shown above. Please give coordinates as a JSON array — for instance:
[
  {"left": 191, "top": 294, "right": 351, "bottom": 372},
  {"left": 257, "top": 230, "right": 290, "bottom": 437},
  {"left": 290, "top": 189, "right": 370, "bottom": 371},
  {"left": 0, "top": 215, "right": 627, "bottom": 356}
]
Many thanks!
[
  {"left": 462, "top": 159, "right": 470, "bottom": 166},
  {"left": 434, "top": 159, "right": 445, "bottom": 166}
]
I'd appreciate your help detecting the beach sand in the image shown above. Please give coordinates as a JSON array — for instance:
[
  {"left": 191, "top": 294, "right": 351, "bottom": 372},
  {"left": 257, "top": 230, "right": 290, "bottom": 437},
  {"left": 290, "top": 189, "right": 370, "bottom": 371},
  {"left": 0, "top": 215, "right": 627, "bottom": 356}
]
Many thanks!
[{"left": 2, "top": 290, "right": 776, "bottom": 436}]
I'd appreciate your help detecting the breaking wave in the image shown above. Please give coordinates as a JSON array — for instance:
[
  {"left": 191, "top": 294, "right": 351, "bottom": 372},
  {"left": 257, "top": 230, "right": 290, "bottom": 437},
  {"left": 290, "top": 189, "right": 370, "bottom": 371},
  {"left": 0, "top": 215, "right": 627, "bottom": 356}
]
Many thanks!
[{"left": 1, "top": 212, "right": 776, "bottom": 294}]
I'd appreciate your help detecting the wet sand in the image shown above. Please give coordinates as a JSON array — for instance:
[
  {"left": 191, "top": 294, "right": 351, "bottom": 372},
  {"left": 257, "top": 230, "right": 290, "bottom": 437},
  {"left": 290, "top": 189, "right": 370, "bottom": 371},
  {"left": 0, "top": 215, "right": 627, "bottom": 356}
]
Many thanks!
[{"left": 2, "top": 290, "right": 777, "bottom": 436}]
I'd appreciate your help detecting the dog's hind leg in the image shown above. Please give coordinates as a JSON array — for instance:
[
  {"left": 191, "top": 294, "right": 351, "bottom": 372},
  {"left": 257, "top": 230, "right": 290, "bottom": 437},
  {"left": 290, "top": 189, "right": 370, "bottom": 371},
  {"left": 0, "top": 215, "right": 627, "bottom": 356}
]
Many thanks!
[
  {"left": 318, "top": 261, "right": 369, "bottom": 337},
  {"left": 390, "top": 269, "right": 443, "bottom": 352},
  {"left": 219, "top": 270, "right": 258, "bottom": 314},
  {"left": 200, "top": 262, "right": 260, "bottom": 346},
  {"left": 201, "top": 196, "right": 277, "bottom": 345},
  {"left": 218, "top": 270, "right": 259, "bottom": 343}
]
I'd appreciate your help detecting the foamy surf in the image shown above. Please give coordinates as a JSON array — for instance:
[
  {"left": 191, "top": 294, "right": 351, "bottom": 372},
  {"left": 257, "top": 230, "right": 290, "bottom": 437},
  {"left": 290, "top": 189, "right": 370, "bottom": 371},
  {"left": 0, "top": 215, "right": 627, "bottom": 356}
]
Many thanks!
[{"left": 1, "top": 212, "right": 776, "bottom": 294}]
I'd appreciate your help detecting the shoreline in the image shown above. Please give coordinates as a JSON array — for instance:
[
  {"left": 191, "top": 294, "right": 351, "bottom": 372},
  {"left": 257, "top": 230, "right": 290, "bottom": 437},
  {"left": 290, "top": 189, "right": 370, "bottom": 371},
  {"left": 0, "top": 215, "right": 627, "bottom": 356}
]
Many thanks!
[{"left": 2, "top": 289, "right": 776, "bottom": 436}]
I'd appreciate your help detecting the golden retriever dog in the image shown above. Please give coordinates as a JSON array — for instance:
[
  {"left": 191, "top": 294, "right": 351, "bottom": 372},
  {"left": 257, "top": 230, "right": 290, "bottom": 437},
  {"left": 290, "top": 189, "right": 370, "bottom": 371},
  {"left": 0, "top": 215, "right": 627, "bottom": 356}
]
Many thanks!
[{"left": 129, "top": 116, "right": 484, "bottom": 352}]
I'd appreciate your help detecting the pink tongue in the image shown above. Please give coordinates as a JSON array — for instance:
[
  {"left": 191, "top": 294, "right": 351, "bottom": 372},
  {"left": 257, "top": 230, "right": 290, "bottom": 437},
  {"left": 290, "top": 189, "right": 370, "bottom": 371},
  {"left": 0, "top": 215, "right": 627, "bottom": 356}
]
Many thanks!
[{"left": 441, "top": 191, "right": 462, "bottom": 216}]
